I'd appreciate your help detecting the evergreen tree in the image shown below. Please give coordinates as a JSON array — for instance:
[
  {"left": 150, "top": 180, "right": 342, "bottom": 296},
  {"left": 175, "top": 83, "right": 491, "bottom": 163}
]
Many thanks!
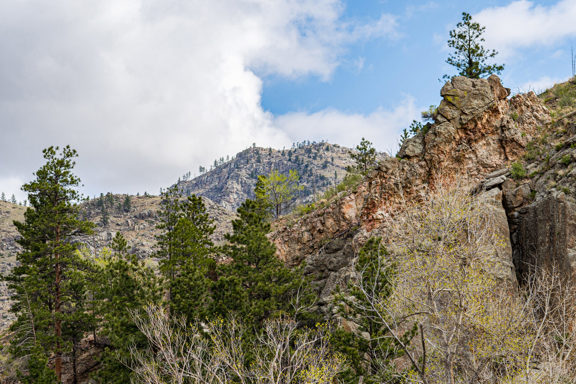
[
  {"left": 1, "top": 192, "right": 5, "bottom": 201},
  {"left": 93, "top": 232, "right": 160, "bottom": 383},
  {"left": 10, "top": 194, "right": 17, "bottom": 204},
  {"left": 5, "top": 146, "right": 94, "bottom": 382},
  {"left": 100, "top": 205, "right": 109, "bottom": 227},
  {"left": 122, "top": 195, "right": 131, "bottom": 212},
  {"left": 212, "top": 199, "right": 308, "bottom": 328},
  {"left": 350, "top": 137, "right": 377, "bottom": 175},
  {"left": 333, "top": 238, "right": 415, "bottom": 383},
  {"left": 445, "top": 12, "right": 504, "bottom": 79},
  {"left": 156, "top": 187, "right": 216, "bottom": 320},
  {"left": 62, "top": 257, "right": 97, "bottom": 383}
]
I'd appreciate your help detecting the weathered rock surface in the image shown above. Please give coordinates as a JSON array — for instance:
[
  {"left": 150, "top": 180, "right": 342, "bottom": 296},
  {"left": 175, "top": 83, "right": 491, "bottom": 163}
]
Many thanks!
[
  {"left": 77, "top": 194, "right": 235, "bottom": 258},
  {"left": 514, "top": 196, "right": 576, "bottom": 280},
  {"left": 272, "top": 75, "right": 551, "bottom": 296}
]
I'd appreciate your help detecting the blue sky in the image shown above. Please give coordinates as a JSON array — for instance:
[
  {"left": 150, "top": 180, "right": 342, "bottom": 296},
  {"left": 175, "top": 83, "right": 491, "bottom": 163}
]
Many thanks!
[
  {"left": 262, "top": 0, "right": 574, "bottom": 116},
  {"left": 0, "top": 0, "right": 575, "bottom": 200}
]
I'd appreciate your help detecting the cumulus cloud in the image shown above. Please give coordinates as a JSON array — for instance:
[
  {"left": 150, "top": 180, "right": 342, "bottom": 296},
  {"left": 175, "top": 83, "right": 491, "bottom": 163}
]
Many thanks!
[
  {"left": 275, "top": 97, "right": 418, "bottom": 155},
  {"left": 0, "top": 0, "right": 398, "bottom": 197},
  {"left": 475, "top": 0, "right": 576, "bottom": 57},
  {"left": 515, "top": 76, "right": 568, "bottom": 94}
]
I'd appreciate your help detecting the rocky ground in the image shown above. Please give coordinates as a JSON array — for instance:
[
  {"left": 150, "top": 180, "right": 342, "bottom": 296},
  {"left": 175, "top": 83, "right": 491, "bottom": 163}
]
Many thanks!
[{"left": 0, "top": 201, "right": 25, "bottom": 330}]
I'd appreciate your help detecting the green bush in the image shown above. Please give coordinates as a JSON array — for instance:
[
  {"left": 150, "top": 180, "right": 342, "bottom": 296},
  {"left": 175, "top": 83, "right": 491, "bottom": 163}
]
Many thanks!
[
  {"left": 510, "top": 161, "right": 527, "bottom": 179},
  {"left": 322, "top": 173, "right": 363, "bottom": 201},
  {"left": 560, "top": 154, "right": 572, "bottom": 165},
  {"left": 295, "top": 202, "right": 316, "bottom": 216}
]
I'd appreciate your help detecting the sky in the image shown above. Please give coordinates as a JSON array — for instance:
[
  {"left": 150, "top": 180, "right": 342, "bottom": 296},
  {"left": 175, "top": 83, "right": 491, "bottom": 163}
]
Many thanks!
[{"left": 1, "top": 0, "right": 576, "bottom": 201}]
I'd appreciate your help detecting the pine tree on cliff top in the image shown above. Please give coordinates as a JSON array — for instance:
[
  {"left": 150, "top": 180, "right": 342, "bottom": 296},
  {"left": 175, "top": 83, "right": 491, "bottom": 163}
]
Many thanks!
[{"left": 446, "top": 12, "right": 504, "bottom": 79}]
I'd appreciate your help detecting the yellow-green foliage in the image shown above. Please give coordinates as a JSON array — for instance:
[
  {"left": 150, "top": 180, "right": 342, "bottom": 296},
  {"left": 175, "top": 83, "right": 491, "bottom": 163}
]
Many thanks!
[
  {"left": 511, "top": 161, "right": 527, "bottom": 179},
  {"left": 322, "top": 172, "right": 363, "bottom": 201},
  {"left": 382, "top": 187, "right": 533, "bottom": 383}
]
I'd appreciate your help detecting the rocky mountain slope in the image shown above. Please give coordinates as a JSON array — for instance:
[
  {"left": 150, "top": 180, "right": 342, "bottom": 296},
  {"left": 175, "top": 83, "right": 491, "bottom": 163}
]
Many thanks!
[
  {"left": 176, "top": 142, "right": 372, "bottom": 211},
  {"left": 270, "top": 75, "right": 565, "bottom": 309},
  {"left": 78, "top": 194, "right": 235, "bottom": 257}
]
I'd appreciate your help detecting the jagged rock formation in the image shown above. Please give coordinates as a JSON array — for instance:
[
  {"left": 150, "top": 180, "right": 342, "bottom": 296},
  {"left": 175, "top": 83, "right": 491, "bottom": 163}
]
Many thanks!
[
  {"left": 271, "top": 75, "right": 552, "bottom": 302},
  {"left": 176, "top": 142, "right": 369, "bottom": 211},
  {"left": 495, "top": 78, "right": 576, "bottom": 281}
]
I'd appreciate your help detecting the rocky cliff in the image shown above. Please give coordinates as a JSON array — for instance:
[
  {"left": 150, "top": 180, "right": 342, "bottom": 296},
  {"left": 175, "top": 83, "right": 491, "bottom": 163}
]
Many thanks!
[{"left": 271, "top": 75, "right": 559, "bottom": 303}]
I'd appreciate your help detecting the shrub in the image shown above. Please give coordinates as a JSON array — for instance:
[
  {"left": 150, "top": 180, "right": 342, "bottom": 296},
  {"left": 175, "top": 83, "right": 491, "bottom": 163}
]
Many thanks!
[
  {"left": 511, "top": 161, "right": 527, "bottom": 179},
  {"left": 560, "top": 154, "right": 572, "bottom": 165}
]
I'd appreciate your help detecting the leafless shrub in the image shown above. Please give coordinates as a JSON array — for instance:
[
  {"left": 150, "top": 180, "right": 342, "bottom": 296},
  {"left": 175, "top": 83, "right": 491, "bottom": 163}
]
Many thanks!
[
  {"left": 129, "top": 306, "right": 344, "bottom": 384},
  {"left": 357, "top": 186, "right": 534, "bottom": 383}
]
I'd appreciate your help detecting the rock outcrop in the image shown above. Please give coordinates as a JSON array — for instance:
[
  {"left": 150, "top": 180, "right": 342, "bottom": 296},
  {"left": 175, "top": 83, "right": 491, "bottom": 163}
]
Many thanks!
[{"left": 271, "top": 75, "right": 552, "bottom": 297}]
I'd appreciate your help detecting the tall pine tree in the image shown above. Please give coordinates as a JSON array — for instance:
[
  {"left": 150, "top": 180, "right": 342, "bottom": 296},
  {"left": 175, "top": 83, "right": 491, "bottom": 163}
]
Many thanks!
[
  {"left": 212, "top": 199, "right": 308, "bottom": 328},
  {"left": 156, "top": 187, "right": 216, "bottom": 320},
  {"left": 6, "top": 146, "right": 94, "bottom": 382}
]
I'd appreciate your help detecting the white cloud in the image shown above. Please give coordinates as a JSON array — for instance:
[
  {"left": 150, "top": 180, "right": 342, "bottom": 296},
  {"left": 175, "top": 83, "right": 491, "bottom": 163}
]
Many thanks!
[
  {"left": 0, "top": 0, "right": 398, "bottom": 197},
  {"left": 475, "top": 0, "right": 576, "bottom": 57},
  {"left": 0, "top": 177, "right": 26, "bottom": 203},
  {"left": 275, "top": 97, "right": 419, "bottom": 155},
  {"left": 515, "top": 76, "right": 568, "bottom": 94}
]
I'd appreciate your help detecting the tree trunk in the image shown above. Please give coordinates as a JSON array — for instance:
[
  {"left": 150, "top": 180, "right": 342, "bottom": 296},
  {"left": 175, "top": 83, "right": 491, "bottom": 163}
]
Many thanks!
[{"left": 54, "top": 227, "right": 62, "bottom": 382}]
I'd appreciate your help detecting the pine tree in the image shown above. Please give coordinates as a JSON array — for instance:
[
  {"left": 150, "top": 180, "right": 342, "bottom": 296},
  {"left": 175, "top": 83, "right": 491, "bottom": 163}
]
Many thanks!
[
  {"left": 6, "top": 146, "right": 94, "bottom": 382},
  {"left": 445, "top": 12, "right": 504, "bottom": 79},
  {"left": 93, "top": 232, "right": 160, "bottom": 383},
  {"left": 122, "top": 195, "right": 131, "bottom": 212},
  {"left": 333, "top": 238, "right": 415, "bottom": 383},
  {"left": 156, "top": 187, "right": 216, "bottom": 320},
  {"left": 350, "top": 137, "right": 377, "bottom": 175},
  {"left": 100, "top": 205, "right": 109, "bottom": 227},
  {"left": 212, "top": 199, "right": 308, "bottom": 328},
  {"left": 1, "top": 192, "right": 5, "bottom": 201},
  {"left": 10, "top": 194, "right": 17, "bottom": 204}
]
